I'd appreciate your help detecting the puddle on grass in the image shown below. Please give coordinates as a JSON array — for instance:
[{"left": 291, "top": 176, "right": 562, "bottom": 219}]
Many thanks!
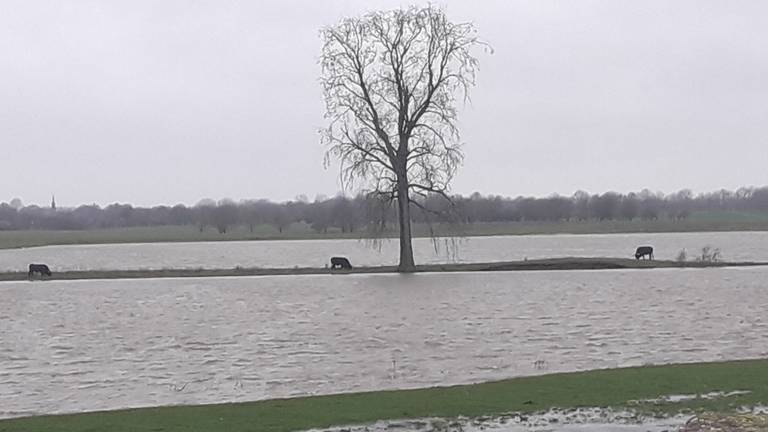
[
  {"left": 680, "top": 410, "right": 768, "bottom": 432},
  {"left": 305, "top": 408, "right": 692, "bottom": 432},
  {"left": 307, "top": 407, "right": 768, "bottom": 432},
  {"left": 631, "top": 390, "right": 752, "bottom": 404}
]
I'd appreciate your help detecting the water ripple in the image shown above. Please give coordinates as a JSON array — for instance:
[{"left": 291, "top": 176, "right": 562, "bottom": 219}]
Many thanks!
[{"left": 1, "top": 267, "right": 767, "bottom": 418}]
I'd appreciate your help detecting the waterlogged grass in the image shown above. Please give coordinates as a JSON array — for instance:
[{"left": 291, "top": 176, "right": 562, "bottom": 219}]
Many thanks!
[
  {"left": 0, "top": 224, "right": 327, "bottom": 249},
  {"left": 1, "top": 359, "right": 767, "bottom": 432},
  {"left": 2, "top": 258, "right": 764, "bottom": 282},
  {"left": 2, "top": 210, "right": 768, "bottom": 249},
  {"left": 689, "top": 210, "right": 768, "bottom": 224}
]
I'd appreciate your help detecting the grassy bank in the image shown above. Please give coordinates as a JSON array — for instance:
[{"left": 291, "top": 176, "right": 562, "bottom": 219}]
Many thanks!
[
  {"left": 1, "top": 359, "right": 767, "bottom": 432},
  {"left": 2, "top": 211, "right": 768, "bottom": 249},
  {"left": 2, "top": 258, "right": 766, "bottom": 282}
]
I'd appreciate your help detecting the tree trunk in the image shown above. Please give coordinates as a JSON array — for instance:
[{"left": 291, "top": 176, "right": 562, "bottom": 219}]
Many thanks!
[{"left": 396, "top": 176, "right": 415, "bottom": 272}]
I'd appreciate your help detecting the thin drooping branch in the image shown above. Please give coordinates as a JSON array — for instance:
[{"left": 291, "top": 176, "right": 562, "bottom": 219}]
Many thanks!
[{"left": 320, "top": 5, "right": 488, "bottom": 269}]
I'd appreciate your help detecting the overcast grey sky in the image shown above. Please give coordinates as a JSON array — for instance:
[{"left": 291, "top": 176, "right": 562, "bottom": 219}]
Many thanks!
[{"left": 2, "top": 0, "right": 766, "bottom": 207}]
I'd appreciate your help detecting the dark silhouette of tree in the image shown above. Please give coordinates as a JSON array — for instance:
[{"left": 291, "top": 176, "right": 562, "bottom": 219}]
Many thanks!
[
  {"left": 668, "top": 189, "right": 694, "bottom": 220},
  {"left": 265, "top": 202, "right": 289, "bottom": 233},
  {"left": 104, "top": 203, "right": 134, "bottom": 227},
  {"left": 72, "top": 204, "right": 102, "bottom": 228},
  {"left": 169, "top": 204, "right": 194, "bottom": 226},
  {"left": 329, "top": 195, "right": 360, "bottom": 233},
  {"left": 3, "top": 186, "right": 768, "bottom": 233},
  {"left": 306, "top": 196, "right": 333, "bottom": 233},
  {"left": 572, "top": 190, "right": 591, "bottom": 221},
  {"left": 240, "top": 200, "right": 265, "bottom": 233},
  {"left": 619, "top": 193, "right": 639, "bottom": 220},
  {"left": 320, "top": 5, "right": 487, "bottom": 271},
  {"left": 195, "top": 199, "right": 216, "bottom": 232},
  {"left": 543, "top": 195, "right": 573, "bottom": 221},
  {"left": 750, "top": 187, "right": 768, "bottom": 210},
  {"left": 0, "top": 203, "right": 17, "bottom": 230},
  {"left": 213, "top": 199, "right": 238, "bottom": 234},
  {"left": 591, "top": 192, "right": 620, "bottom": 221},
  {"left": 637, "top": 189, "right": 662, "bottom": 220}
]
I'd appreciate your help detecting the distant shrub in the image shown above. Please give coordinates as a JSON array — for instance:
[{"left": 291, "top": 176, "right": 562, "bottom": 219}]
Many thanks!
[
  {"left": 676, "top": 249, "right": 688, "bottom": 262},
  {"left": 696, "top": 245, "right": 721, "bottom": 262}
]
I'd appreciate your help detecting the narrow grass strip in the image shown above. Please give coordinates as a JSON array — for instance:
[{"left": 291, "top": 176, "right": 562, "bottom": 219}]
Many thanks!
[
  {"left": 2, "top": 359, "right": 767, "bottom": 432},
  {"left": 2, "top": 216, "right": 768, "bottom": 250},
  {"left": 3, "top": 258, "right": 766, "bottom": 282}
]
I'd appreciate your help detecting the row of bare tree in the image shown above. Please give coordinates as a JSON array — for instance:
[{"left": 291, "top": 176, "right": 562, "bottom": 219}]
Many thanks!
[{"left": 2, "top": 187, "right": 767, "bottom": 233}]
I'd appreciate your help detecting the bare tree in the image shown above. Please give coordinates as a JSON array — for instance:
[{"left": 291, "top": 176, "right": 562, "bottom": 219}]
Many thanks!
[
  {"left": 320, "top": 5, "right": 487, "bottom": 271},
  {"left": 213, "top": 199, "right": 239, "bottom": 234}
]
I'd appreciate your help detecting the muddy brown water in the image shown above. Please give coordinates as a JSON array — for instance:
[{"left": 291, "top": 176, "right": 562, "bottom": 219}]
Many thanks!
[
  {"left": 1, "top": 231, "right": 766, "bottom": 272},
  {"left": 2, "top": 266, "right": 768, "bottom": 418}
]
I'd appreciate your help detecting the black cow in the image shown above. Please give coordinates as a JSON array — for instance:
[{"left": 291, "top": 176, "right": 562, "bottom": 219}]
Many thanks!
[
  {"left": 28, "top": 263, "right": 52, "bottom": 279},
  {"left": 635, "top": 246, "right": 654, "bottom": 260},
  {"left": 330, "top": 256, "right": 352, "bottom": 270}
]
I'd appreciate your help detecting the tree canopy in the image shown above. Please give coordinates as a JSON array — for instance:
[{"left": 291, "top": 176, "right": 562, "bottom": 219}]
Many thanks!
[{"left": 320, "top": 5, "right": 488, "bottom": 271}]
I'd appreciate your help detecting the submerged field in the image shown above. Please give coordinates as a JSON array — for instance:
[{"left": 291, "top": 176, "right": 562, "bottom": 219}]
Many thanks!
[
  {"left": 3, "top": 217, "right": 767, "bottom": 431},
  {"left": 1, "top": 257, "right": 766, "bottom": 281},
  {"left": 2, "top": 210, "right": 768, "bottom": 249},
  {"left": 1, "top": 359, "right": 766, "bottom": 432},
  {"left": 3, "top": 267, "right": 767, "bottom": 420}
]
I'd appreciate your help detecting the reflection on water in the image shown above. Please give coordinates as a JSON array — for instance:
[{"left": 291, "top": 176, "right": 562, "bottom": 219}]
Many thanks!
[
  {"left": 2, "top": 267, "right": 768, "bottom": 418},
  {"left": 0, "top": 231, "right": 767, "bottom": 272}
]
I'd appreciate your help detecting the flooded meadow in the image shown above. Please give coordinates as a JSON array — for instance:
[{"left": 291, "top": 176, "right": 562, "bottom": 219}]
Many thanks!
[
  {"left": 0, "top": 231, "right": 767, "bottom": 272},
  {"left": 2, "top": 266, "right": 767, "bottom": 418}
]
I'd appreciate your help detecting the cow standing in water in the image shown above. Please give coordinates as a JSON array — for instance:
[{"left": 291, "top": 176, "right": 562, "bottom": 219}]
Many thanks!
[
  {"left": 330, "top": 257, "right": 352, "bottom": 270},
  {"left": 635, "top": 246, "right": 654, "bottom": 260},
  {"left": 28, "top": 264, "right": 52, "bottom": 279}
]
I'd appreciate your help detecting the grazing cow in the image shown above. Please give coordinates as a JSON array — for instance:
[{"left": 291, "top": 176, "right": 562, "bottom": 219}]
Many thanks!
[
  {"left": 635, "top": 246, "right": 654, "bottom": 260},
  {"left": 28, "top": 263, "right": 52, "bottom": 279},
  {"left": 330, "top": 256, "right": 352, "bottom": 270}
]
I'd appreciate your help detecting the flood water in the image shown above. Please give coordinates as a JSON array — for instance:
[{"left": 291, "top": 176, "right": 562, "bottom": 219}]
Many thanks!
[
  {"left": 2, "top": 267, "right": 767, "bottom": 418},
  {"left": 1, "top": 231, "right": 766, "bottom": 272}
]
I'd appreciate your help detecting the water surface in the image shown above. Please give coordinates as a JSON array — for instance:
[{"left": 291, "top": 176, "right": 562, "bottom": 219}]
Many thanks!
[
  {"left": 1, "top": 231, "right": 765, "bottom": 271},
  {"left": 2, "top": 267, "right": 767, "bottom": 418}
]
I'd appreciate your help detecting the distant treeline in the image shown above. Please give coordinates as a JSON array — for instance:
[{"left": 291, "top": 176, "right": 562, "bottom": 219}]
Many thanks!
[{"left": 2, "top": 187, "right": 768, "bottom": 233}]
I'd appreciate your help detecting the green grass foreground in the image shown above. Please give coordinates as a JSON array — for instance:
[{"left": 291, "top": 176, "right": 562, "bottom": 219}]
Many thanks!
[
  {"left": 2, "top": 258, "right": 766, "bottom": 282},
  {"left": 2, "top": 210, "right": 768, "bottom": 249},
  {"left": 2, "top": 359, "right": 767, "bottom": 432}
]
